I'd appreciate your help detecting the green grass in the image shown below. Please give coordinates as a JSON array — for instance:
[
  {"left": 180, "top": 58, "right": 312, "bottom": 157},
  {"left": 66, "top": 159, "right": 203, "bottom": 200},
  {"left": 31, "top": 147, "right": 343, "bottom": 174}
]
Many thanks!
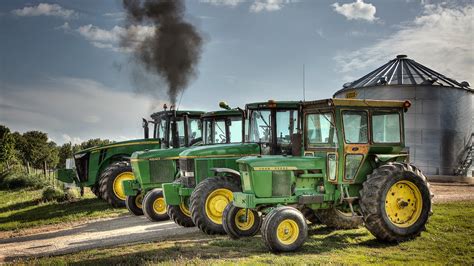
[
  {"left": 0, "top": 188, "right": 128, "bottom": 232},
  {"left": 19, "top": 201, "right": 474, "bottom": 265}
]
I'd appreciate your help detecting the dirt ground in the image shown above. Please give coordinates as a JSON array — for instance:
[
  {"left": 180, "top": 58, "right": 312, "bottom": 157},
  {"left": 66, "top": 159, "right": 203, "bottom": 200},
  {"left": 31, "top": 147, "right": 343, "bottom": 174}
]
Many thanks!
[{"left": 0, "top": 182, "right": 472, "bottom": 262}]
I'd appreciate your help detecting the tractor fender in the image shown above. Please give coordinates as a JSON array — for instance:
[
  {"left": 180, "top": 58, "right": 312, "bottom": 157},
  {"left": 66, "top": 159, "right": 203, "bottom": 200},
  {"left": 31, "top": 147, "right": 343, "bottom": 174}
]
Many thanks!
[
  {"left": 375, "top": 154, "right": 408, "bottom": 163},
  {"left": 211, "top": 168, "right": 241, "bottom": 179}
]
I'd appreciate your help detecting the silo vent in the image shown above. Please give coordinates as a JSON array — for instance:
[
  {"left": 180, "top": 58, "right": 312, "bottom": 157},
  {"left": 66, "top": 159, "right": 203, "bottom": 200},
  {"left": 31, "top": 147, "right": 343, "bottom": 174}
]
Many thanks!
[
  {"left": 396, "top": 54, "right": 407, "bottom": 59},
  {"left": 461, "top": 81, "right": 471, "bottom": 88}
]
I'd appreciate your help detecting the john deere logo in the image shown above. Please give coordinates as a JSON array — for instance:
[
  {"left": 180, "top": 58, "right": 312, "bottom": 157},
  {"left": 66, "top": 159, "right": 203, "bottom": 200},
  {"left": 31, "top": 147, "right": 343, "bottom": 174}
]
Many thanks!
[
  {"left": 345, "top": 91, "right": 357, "bottom": 99},
  {"left": 253, "top": 166, "right": 297, "bottom": 171}
]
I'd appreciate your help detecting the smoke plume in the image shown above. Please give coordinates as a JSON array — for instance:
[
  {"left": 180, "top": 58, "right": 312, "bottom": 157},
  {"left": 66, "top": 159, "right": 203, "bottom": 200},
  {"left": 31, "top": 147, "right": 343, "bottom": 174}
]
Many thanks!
[{"left": 121, "top": 0, "right": 203, "bottom": 105}]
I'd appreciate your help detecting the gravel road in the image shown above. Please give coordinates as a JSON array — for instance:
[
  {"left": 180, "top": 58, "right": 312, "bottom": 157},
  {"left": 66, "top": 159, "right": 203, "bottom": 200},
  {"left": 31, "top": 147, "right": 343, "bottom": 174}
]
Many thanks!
[{"left": 0, "top": 182, "right": 472, "bottom": 262}]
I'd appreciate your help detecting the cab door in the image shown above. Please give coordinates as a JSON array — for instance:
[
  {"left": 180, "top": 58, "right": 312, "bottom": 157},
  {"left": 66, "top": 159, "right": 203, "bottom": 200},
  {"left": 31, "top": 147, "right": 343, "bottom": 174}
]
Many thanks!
[
  {"left": 304, "top": 109, "right": 338, "bottom": 182},
  {"left": 340, "top": 110, "right": 369, "bottom": 183}
]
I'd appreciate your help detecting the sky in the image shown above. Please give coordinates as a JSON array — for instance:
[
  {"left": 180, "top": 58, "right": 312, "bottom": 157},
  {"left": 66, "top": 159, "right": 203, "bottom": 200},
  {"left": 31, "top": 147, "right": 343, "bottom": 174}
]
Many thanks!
[{"left": 0, "top": 0, "right": 473, "bottom": 145}]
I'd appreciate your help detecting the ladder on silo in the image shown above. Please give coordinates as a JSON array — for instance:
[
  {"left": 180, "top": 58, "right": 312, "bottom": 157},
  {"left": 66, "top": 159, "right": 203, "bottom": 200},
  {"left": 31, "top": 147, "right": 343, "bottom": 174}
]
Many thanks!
[{"left": 455, "top": 133, "right": 473, "bottom": 176}]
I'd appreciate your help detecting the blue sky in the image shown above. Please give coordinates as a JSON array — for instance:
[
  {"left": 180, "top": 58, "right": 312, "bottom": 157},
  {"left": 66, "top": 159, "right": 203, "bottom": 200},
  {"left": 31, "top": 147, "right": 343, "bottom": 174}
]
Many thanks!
[{"left": 0, "top": 0, "right": 472, "bottom": 144}]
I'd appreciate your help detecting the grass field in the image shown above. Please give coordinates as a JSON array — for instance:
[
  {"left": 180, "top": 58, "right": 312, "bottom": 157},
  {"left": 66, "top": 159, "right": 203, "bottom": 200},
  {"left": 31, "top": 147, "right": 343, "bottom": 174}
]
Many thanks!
[
  {"left": 17, "top": 201, "right": 474, "bottom": 265},
  {"left": 0, "top": 188, "right": 127, "bottom": 232}
]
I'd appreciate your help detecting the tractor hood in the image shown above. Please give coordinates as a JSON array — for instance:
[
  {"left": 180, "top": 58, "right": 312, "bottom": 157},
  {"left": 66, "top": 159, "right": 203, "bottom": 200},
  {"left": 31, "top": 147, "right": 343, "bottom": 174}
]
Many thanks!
[
  {"left": 132, "top": 147, "right": 188, "bottom": 161},
  {"left": 75, "top": 139, "right": 161, "bottom": 154},
  {"left": 237, "top": 155, "right": 325, "bottom": 171},
  {"left": 179, "top": 143, "right": 261, "bottom": 158}
]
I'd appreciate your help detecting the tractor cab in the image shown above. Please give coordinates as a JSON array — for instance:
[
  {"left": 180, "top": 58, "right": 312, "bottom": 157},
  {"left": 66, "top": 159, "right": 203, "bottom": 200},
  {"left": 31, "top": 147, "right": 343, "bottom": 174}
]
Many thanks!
[
  {"left": 148, "top": 107, "right": 204, "bottom": 149},
  {"left": 201, "top": 102, "right": 245, "bottom": 145},
  {"left": 246, "top": 101, "right": 300, "bottom": 155},
  {"left": 300, "top": 98, "right": 411, "bottom": 184}
]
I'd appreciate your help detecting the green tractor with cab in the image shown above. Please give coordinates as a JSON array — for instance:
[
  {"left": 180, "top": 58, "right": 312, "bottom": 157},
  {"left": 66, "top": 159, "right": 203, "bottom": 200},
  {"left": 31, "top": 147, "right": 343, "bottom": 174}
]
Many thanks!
[
  {"left": 125, "top": 104, "right": 244, "bottom": 221},
  {"left": 163, "top": 101, "right": 303, "bottom": 234},
  {"left": 221, "top": 98, "right": 433, "bottom": 252},
  {"left": 57, "top": 107, "right": 203, "bottom": 208}
]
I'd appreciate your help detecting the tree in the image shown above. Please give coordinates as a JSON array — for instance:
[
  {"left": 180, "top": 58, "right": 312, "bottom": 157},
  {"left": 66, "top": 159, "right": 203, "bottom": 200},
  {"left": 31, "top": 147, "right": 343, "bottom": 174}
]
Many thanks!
[
  {"left": 46, "top": 141, "right": 59, "bottom": 169},
  {"left": 22, "top": 131, "right": 50, "bottom": 169},
  {"left": 58, "top": 142, "right": 73, "bottom": 169},
  {"left": 0, "top": 125, "right": 16, "bottom": 169}
]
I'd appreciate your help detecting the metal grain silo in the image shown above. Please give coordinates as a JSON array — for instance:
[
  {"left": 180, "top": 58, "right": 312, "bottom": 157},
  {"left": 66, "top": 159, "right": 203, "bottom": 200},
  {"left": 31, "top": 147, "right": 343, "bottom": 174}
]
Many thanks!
[{"left": 333, "top": 55, "right": 473, "bottom": 177}]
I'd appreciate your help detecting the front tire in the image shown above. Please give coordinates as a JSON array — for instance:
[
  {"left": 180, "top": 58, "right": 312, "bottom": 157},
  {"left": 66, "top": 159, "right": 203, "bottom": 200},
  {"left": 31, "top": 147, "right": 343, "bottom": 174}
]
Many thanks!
[
  {"left": 261, "top": 206, "right": 308, "bottom": 252},
  {"left": 222, "top": 204, "right": 262, "bottom": 239},
  {"left": 126, "top": 193, "right": 144, "bottom": 216},
  {"left": 99, "top": 161, "right": 134, "bottom": 207},
  {"left": 190, "top": 176, "right": 241, "bottom": 235},
  {"left": 142, "top": 189, "right": 169, "bottom": 222},
  {"left": 360, "top": 162, "right": 432, "bottom": 242}
]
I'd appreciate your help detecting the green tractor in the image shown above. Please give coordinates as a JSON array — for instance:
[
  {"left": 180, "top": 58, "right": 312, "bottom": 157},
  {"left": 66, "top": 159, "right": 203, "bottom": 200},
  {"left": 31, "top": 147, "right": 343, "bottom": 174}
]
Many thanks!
[
  {"left": 163, "top": 101, "right": 301, "bottom": 234},
  {"left": 57, "top": 108, "right": 203, "bottom": 208},
  {"left": 222, "top": 98, "right": 433, "bottom": 252},
  {"left": 125, "top": 104, "right": 243, "bottom": 221}
]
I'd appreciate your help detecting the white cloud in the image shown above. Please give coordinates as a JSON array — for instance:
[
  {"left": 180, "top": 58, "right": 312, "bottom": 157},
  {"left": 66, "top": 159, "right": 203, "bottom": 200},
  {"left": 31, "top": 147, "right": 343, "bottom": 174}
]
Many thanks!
[
  {"left": 334, "top": 4, "right": 474, "bottom": 83},
  {"left": 76, "top": 24, "right": 155, "bottom": 52},
  {"left": 250, "top": 0, "right": 296, "bottom": 12},
  {"left": 62, "top": 134, "right": 82, "bottom": 145},
  {"left": 332, "top": 0, "right": 378, "bottom": 22},
  {"left": 11, "top": 3, "right": 75, "bottom": 19},
  {"left": 0, "top": 77, "right": 165, "bottom": 145},
  {"left": 200, "top": 0, "right": 246, "bottom": 7}
]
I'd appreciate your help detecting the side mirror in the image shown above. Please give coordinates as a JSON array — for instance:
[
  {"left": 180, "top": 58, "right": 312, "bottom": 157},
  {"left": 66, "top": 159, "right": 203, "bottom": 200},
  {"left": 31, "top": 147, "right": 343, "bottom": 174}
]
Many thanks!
[{"left": 142, "top": 118, "right": 149, "bottom": 139}]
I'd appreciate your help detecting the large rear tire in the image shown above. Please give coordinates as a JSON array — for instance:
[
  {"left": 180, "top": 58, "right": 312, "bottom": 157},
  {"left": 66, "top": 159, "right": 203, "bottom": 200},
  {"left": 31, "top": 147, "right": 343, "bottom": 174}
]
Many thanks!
[
  {"left": 126, "top": 193, "right": 144, "bottom": 216},
  {"left": 301, "top": 207, "right": 320, "bottom": 226},
  {"left": 99, "top": 161, "right": 134, "bottom": 208},
  {"left": 91, "top": 184, "right": 101, "bottom": 199},
  {"left": 190, "top": 176, "right": 241, "bottom": 235},
  {"left": 316, "top": 207, "right": 362, "bottom": 229},
  {"left": 261, "top": 206, "right": 308, "bottom": 252},
  {"left": 360, "top": 162, "right": 433, "bottom": 242},
  {"left": 143, "top": 189, "right": 169, "bottom": 222}
]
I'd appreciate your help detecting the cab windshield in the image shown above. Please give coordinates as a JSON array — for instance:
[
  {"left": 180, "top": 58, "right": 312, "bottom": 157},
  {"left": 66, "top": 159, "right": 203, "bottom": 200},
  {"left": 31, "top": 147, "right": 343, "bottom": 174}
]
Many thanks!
[{"left": 203, "top": 116, "right": 243, "bottom": 144}]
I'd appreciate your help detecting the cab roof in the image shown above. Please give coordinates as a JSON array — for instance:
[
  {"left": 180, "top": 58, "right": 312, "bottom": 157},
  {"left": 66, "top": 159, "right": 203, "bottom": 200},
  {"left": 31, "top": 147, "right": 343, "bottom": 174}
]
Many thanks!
[
  {"left": 150, "top": 110, "right": 204, "bottom": 120},
  {"left": 303, "top": 98, "right": 410, "bottom": 109},
  {"left": 201, "top": 109, "right": 243, "bottom": 118},
  {"left": 246, "top": 101, "right": 300, "bottom": 109}
]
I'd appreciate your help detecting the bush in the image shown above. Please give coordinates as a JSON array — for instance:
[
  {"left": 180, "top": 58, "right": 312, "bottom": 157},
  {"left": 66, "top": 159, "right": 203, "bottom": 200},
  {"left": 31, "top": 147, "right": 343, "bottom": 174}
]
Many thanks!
[
  {"left": 0, "top": 170, "right": 47, "bottom": 189},
  {"left": 42, "top": 186, "right": 66, "bottom": 202}
]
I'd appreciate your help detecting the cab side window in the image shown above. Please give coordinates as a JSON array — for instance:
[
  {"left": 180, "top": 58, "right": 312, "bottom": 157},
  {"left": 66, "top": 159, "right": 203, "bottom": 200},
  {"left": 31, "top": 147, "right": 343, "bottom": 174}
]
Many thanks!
[
  {"left": 372, "top": 112, "right": 401, "bottom": 143},
  {"left": 342, "top": 111, "right": 368, "bottom": 144},
  {"left": 306, "top": 113, "right": 337, "bottom": 147}
]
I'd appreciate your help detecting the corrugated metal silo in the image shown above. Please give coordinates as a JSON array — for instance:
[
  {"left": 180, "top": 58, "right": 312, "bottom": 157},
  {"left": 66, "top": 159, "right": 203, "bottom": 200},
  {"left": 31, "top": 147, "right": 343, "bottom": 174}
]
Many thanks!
[{"left": 333, "top": 55, "right": 473, "bottom": 176}]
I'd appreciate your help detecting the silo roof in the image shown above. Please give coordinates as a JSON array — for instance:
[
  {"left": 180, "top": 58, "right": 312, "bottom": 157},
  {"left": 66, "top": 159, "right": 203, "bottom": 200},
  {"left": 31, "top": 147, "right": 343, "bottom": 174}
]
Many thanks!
[{"left": 334, "top": 55, "right": 472, "bottom": 95}]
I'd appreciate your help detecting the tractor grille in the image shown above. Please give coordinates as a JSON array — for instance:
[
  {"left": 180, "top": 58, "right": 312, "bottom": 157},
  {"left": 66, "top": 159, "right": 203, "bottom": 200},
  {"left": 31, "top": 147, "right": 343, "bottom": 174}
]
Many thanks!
[
  {"left": 196, "top": 159, "right": 227, "bottom": 179},
  {"left": 179, "top": 158, "right": 194, "bottom": 172},
  {"left": 74, "top": 153, "right": 89, "bottom": 182},
  {"left": 149, "top": 160, "right": 176, "bottom": 183},
  {"left": 272, "top": 171, "right": 292, "bottom": 196}
]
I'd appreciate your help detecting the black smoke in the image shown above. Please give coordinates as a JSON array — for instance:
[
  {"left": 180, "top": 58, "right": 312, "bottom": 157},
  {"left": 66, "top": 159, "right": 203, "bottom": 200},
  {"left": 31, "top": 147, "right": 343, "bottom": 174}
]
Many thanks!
[{"left": 121, "top": 0, "right": 203, "bottom": 105}]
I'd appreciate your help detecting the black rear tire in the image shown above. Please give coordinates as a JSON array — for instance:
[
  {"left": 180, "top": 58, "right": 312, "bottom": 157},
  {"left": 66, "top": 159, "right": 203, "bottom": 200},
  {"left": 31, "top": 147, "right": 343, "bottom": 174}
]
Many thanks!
[
  {"left": 190, "top": 176, "right": 241, "bottom": 235},
  {"left": 91, "top": 184, "right": 101, "bottom": 199},
  {"left": 143, "top": 189, "right": 169, "bottom": 222},
  {"left": 360, "top": 162, "right": 432, "bottom": 242},
  {"left": 301, "top": 207, "right": 320, "bottom": 226},
  {"left": 316, "top": 207, "right": 362, "bottom": 229},
  {"left": 222, "top": 204, "right": 262, "bottom": 239},
  {"left": 261, "top": 206, "right": 308, "bottom": 252},
  {"left": 99, "top": 161, "right": 133, "bottom": 208},
  {"left": 126, "top": 193, "right": 144, "bottom": 216}
]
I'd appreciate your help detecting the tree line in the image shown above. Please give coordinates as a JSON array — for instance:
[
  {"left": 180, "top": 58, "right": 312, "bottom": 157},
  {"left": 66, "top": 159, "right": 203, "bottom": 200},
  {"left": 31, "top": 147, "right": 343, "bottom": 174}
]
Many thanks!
[{"left": 0, "top": 125, "right": 113, "bottom": 172}]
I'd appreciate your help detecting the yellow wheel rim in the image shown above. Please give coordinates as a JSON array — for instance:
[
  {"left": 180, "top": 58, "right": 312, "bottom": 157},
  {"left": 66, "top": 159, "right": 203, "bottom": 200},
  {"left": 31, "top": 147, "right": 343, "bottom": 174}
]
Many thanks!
[
  {"left": 113, "top": 172, "right": 134, "bottom": 201},
  {"left": 205, "top": 188, "right": 233, "bottom": 225},
  {"left": 234, "top": 209, "right": 255, "bottom": 231},
  {"left": 385, "top": 180, "right": 423, "bottom": 228},
  {"left": 179, "top": 200, "right": 191, "bottom": 217},
  {"left": 276, "top": 219, "right": 299, "bottom": 245},
  {"left": 152, "top": 197, "right": 167, "bottom": 215},
  {"left": 135, "top": 193, "right": 143, "bottom": 209}
]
